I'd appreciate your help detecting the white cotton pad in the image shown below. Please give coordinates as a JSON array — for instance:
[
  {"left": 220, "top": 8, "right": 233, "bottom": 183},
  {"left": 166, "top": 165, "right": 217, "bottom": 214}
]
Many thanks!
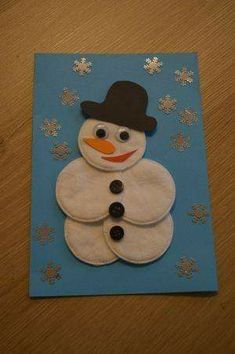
[
  {"left": 103, "top": 214, "right": 173, "bottom": 264},
  {"left": 56, "top": 158, "right": 120, "bottom": 222},
  {"left": 122, "top": 159, "right": 176, "bottom": 224},
  {"left": 78, "top": 119, "right": 146, "bottom": 172},
  {"left": 65, "top": 217, "right": 118, "bottom": 266}
]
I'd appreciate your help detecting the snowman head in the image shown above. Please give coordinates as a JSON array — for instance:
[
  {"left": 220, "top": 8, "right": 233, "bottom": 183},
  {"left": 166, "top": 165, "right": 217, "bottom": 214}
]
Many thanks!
[
  {"left": 78, "top": 81, "right": 157, "bottom": 172},
  {"left": 78, "top": 119, "right": 146, "bottom": 171}
]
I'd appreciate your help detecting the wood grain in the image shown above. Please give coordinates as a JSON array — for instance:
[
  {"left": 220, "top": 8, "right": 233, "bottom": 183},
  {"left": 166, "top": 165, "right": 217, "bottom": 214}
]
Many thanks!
[{"left": 0, "top": 1, "right": 234, "bottom": 353}]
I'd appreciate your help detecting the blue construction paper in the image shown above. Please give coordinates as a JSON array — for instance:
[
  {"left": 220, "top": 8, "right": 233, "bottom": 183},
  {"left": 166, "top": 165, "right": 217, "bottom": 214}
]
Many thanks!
[{"left": 30, "top": 53, "right": 218, "bottom": 296}]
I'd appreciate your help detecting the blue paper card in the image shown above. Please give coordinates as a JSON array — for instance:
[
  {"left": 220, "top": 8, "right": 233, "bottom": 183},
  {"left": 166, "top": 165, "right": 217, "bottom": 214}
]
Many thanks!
[{"left": 30, "top": 53, "right": 218, "bottom": 297}]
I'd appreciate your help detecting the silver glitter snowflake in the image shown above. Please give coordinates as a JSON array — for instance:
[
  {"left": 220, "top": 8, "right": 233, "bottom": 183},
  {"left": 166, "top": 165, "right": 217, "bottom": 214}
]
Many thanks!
[
  {"left": 170, "top": 132, "right": 191, "bottom": 151},
  {"left": 188, "top": 204, "right": 209, "bottom": 224},
  {"left": 158, "top": 95, "right": 177, "bottom": 114},
  {"left": 40, "top": 119, "right": 61, "bottom": 137},
  {"left": 175, "top": 66, "right": 194, "bottom": 86},
  {"left": 40, "top": 261, "right": 62, "bottom": 285},
  {"left": 176, "top": 257, "right": 199, "bottom": 279},
  {"left": 35, "top": 223, "right": 55, "bottom": 245},
  {"left": 59, "top": 88, "right": 79, "bottom": 106},
  {"left": 144, "top": 57, "right": 163, "bottom": 74},
  {"left": 73, "top": 57, "right": 92, "bottom": 75},
  {"left": 51, "top": 142, "right": 71, "bottom": 160},
  {"left": 179, "top": 108, "right": 198, "bottom": 126}
]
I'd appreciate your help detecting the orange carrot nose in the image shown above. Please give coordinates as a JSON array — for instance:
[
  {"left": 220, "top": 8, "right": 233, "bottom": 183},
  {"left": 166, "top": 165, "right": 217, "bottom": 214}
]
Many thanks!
[{"left": 83, "top": 138, "right": 116, "bottom": 154}]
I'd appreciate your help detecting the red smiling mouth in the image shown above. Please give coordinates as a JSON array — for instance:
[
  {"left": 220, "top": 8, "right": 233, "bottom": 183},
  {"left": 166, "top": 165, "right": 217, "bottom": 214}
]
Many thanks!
[{"left": 102, "top": 150, "right": 137, "bottom": 162}]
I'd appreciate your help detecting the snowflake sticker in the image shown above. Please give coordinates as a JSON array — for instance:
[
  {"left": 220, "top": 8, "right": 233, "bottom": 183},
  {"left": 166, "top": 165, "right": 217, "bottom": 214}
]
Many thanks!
[
  {"left": 144, "top": 57, "right": 163, "bottom": 74},
  {"left": 59, "top": 88, "right": 79, "bottom": 106},
  {"left": 73, "top": 57, "right": 92, "bottom": 75},
  {"left": 51, "top": 142, "right": 71, "bottom": 160},
  {"left": 158, "top": 95, "right": 177, "bottom": 114},
  {"left": 40, "top": 261, "right": 62, "bottom": 285},
  {"left": 175, "top": 66, "right": 194, "bottom": 86},
  {"left": 179, "top": 108, "right": 198, "bottom": 126},
  {"left": 35, "top": 223, "right": 55, "bottom": 245},
  {"left": 170, "top": 131, "right": 191, "bottom": 151},
  {"left": 176, "top": 256, "right": 200, "bottom": 279},
  {"left": 40, "top": 119, "right": 61, "bottom": 137},
  {"left": 188, "top": 204, "right": 209, "bottom": 224}
]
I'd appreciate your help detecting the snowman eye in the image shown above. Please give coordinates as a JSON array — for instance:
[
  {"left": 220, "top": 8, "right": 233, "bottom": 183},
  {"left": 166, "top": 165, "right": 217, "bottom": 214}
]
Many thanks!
[
  {"left": 116, "top": 127, "right": 130, "bottom": 142},
  {"left": 94, "top": 124, "right": 109, "bottom": 139}
]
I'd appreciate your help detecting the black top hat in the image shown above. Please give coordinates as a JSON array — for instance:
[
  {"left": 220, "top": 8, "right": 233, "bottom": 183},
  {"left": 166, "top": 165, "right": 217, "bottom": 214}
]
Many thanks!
[{"left": 81, "top": 81, "right": 157, "bottom": 132}]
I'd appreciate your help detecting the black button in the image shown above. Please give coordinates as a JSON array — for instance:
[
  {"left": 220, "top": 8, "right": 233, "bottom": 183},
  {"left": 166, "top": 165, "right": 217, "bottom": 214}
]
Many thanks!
[
  {"left": 109, "top": 180, "right": 124, "bottom": 194},
  {"left": 109, "top": 202, "right": 125, "bottom": 218},
  {"left": 110, "top": 226, "right": 124, "bottom": 241}
]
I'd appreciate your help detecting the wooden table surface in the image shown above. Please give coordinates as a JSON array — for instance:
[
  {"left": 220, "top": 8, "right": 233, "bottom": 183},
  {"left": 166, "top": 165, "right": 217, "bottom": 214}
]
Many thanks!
[{"left": 0, "top": 1, "right": 234, "bottom": 353}]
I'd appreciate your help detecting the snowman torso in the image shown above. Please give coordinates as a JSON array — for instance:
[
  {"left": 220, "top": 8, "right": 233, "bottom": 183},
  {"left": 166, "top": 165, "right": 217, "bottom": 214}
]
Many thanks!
[{"left": 56, "top": 157, "right": 175, "bottom": 225}]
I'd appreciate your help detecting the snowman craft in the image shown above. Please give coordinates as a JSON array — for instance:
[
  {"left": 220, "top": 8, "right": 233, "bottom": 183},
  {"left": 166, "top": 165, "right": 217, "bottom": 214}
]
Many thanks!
[{"left": 56, "top": 81, "right": 176, "bottom": 265}]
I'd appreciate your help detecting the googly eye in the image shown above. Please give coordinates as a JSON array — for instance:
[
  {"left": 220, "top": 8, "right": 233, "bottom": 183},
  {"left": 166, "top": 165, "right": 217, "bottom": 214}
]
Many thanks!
[
  {"left": 93, "top": 124, "right": 109, "bottom": 139},
  {"left": 116, "top": 127, "right": 130, "bottom": 142}
]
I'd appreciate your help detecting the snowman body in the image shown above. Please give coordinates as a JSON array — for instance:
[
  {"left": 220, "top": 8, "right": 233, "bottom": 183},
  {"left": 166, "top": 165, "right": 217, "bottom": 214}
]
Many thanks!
[{"left": 56, "top": 118, "right": 175, "bottom": 265}]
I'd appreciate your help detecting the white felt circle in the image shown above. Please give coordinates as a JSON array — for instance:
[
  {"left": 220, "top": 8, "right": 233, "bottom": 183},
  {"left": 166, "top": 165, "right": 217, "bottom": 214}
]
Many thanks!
[
  {"left": 65, "top": 217, "right": 118, "bottom": 266},
  {"left": 78, "top": 119, "right": 146, "bottom": 172},
  {"left": 103, "top": 214, "right": 173, "bottom": 264}
]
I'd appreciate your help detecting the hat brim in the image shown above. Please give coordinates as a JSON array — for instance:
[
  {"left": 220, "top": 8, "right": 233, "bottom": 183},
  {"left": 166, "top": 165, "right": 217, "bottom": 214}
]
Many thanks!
[{"left": 81, "top": 101, "right": 157, "bottom": 132}]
